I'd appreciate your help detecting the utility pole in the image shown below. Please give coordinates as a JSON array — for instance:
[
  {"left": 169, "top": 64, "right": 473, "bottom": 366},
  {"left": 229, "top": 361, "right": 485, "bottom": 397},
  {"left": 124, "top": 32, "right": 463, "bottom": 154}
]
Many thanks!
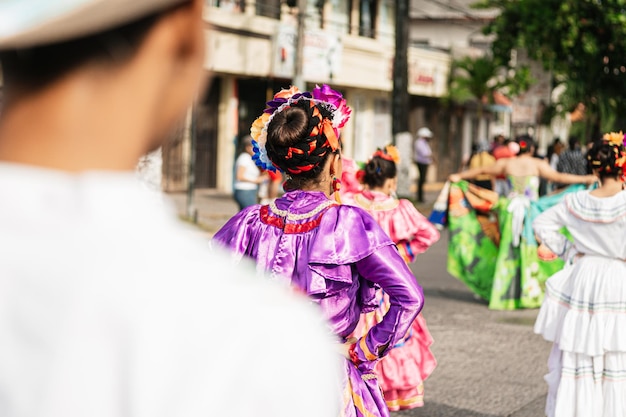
[
  {"left": 392, "top": 0, "right": 409, "bottom": 137},
  {"left": 392, "top": 0, "right": 413, "bottom": 197},
  {"left": 186, "top": 104, "right": 198, "bottom": 223},
  {"left": 292, "top": 0, "right": 307, "bottom": 90}
]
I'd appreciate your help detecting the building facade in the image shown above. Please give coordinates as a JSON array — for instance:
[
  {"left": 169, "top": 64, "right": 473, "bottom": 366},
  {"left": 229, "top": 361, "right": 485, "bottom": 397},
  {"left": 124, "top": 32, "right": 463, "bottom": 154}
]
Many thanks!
[
  {"left": 409, "top": 0, "right": 506, "bottom": 176},
  {"left": 408, "top": 0, "right": 555, "bottom": 166},
  {"left": 163, "top": 0, "right": 451, "bottom": 193}
]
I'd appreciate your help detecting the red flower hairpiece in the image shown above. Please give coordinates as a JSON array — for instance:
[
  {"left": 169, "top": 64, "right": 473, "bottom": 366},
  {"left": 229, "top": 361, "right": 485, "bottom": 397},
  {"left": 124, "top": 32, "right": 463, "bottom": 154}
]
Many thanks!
[{"left": 371, "top": 145, "right": 400, "bottom": 164}]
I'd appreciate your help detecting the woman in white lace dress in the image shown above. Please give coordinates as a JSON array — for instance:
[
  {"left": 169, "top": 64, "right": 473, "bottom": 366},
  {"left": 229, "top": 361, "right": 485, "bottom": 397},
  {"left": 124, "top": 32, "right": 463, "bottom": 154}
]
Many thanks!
[{"left": 533, "top": 132, "right": 626, "bottom": 417}]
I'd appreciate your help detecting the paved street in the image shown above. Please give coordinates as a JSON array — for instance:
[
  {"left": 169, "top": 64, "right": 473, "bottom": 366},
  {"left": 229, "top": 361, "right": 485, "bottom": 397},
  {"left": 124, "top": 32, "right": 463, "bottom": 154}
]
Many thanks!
[
  {"left": 169, "top": 189, "right": 551, "bottom": 417},
  {"left": 399, "top": 234, "right": 550, "bottom": 417}
]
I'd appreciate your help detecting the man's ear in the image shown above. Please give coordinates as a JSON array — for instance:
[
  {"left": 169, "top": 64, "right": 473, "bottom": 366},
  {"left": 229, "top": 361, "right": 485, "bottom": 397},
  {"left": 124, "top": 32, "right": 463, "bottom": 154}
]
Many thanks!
[
  {"left": 133, "top": 0, "right": 206, "bottom": 150},
  {"left": 142, "top": 0, "right": 204, "bottom": 68},
  {"left": 167, "top": 0, "right": 204, "bottom": 63}
]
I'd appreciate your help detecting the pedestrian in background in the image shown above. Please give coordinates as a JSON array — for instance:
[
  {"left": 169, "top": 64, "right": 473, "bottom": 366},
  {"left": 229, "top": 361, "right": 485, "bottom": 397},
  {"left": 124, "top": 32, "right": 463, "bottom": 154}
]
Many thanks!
[
  {"left": 234, "top": 135, "right": 266, "bottom": 210},
  {"left": 553, "top": 136, "right": 587, "bottom": 190},
  {"left": 413, "top": 127, "right": 434, "bottom": 203},
  {"left": 555, "top": 135, "right": 588, "bottom": 190},
  {"left": 467, "top": 140, "right": 496, "bottom": 191},
  {"left": 547, "top": 138, "right": 564, "bottom": 171},
  {"left": 0, "top": 1, "right": 340, "bottom": 416}
]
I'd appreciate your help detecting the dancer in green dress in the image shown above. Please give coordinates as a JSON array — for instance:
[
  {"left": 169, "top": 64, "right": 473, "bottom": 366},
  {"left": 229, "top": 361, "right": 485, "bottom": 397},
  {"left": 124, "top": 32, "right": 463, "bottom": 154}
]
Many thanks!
[{"left": 448, "top": 136, "right": 597, "bottom": 309}]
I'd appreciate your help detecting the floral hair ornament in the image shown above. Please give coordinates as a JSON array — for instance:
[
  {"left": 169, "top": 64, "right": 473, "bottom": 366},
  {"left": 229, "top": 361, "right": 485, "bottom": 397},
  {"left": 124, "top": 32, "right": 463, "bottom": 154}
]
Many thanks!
[
  {"left": 603, "top": 131, "right": 626, "bottom": 147},
  {"left": 598, "top": 131, "right": 626, "bottom": 175},
  {"left": 249, "top": 85, "right": 352, "bottom": 171},
  {"left": 356, "top": 145, "right": 401, "bottom": 181},
  {"left": 371, "top": 145, "right": 401, "bottom": 164}
]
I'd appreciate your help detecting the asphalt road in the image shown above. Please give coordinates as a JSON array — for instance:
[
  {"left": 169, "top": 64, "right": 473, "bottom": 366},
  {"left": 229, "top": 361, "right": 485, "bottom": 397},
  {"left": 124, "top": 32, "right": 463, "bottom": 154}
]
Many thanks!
[{"left": 397, "top": 232, "right": 551, "bottom": 417}]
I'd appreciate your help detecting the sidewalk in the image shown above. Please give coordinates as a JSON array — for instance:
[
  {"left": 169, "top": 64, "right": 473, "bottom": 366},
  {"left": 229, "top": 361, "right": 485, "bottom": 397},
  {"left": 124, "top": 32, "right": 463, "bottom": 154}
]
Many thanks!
[{"left": 168, "top": 182, "right": 446, "bottom": 235}]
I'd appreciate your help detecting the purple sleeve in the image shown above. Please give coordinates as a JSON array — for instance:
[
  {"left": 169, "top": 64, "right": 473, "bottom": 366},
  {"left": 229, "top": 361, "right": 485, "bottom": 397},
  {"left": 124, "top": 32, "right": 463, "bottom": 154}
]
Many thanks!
[
  {"left": 353, "top": 245, "right": 423, "bottom": 361},
  {"left": 212, "top": 206, "right": 261, "bottom": 260}
]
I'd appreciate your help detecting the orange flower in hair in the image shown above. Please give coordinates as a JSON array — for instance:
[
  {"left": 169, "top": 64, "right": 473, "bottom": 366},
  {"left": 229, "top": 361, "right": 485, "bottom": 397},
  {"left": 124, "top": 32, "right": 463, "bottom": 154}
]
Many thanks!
[
  {"left": 372, "top": 146, "right": 400, "bottom": 163},
  {"left": 603, "top": 131, "right": 625, "bottom": 146},
  {"left": 273, "top": 86, "right": 301, "bottom": 100},
  {"left": 384, "top": 145, "right": 401, "bottom": 163},
  {"left": 251, "top": 113, "right": 270, "bottom": 142}
]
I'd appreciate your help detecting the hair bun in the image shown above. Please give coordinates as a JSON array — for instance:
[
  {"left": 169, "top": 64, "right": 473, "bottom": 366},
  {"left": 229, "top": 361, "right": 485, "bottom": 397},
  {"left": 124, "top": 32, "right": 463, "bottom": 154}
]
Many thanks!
[{"left": 587, "top": 133, "right": 626, "bottom": 177}]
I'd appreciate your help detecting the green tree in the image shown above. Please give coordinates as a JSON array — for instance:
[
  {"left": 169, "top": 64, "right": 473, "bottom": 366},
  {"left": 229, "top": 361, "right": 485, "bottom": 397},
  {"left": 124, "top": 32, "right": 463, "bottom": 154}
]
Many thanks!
[
  {"left": 476, "top": 0, "right": 626, "bottom": 137},
  {"left": 448, "top": 55, "right": 532, "bottom": 117}
]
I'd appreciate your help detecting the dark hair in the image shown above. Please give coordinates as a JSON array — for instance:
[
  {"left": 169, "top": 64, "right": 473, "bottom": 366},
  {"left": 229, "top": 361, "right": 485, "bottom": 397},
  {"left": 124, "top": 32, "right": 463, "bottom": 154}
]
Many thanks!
[
  {"left": 516, "top": 134, "right": 535, "bottom": 154},
  {"left": 265, "top": 101, "right": 337, "bottom": 188},
  {"left": 568, "top": 136, "right": 579, "bottom": 151},
  {"left": 587, "top": 139, "right": 625, "bottom": 180},
  {"left": 238, "top": 135, "right": 253, "bottom": 154},
  {"left": 0, "top": 7, "right": 173, "bottom": 98},
  {"left": 362, "top": 155, "right": 397, "bottom": 188},
  {"left": 546, "top": 137, "right": 560, "bottom": 160}
]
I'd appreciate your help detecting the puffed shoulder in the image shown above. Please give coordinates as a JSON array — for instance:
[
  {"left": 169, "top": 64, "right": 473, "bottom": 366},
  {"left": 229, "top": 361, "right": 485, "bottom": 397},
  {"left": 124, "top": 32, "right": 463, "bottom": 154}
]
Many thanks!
[
  {"left": 212, "top": 205, "right": 262, "bottom": 259},
  {"left": 387, "top": 199, "right": 432, "bottom": 242},
  {"left": 308, "top": 204, "right": 395, "bottom": 265}
]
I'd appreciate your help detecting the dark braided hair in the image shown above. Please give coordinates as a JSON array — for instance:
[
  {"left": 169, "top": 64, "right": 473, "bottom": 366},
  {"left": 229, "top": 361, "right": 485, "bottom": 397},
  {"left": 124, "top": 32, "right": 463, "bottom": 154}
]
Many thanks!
[
  {"left": 587, "top": 139, "right": 625, "bottom": 180},
  {"left": 265, "top": 99, "right": 338, "bottom": 188},
  {"left": 362, "top": 154, "right": 397, "bottom": 189}
]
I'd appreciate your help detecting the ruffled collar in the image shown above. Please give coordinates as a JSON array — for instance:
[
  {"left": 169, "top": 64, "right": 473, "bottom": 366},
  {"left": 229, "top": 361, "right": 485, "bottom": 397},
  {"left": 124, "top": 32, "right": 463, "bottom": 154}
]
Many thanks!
[
  {"left": 353, "top": 190, "right": 399, "bottom": 211},
  {"left": 262, "top": 190, "right": 338, "bottom": 233},
  {"left": 278, "top": 190, "right": 333, "bottom": 211},
  {"left": 566, "top": 190, "right": 626, "bottom": 223}
]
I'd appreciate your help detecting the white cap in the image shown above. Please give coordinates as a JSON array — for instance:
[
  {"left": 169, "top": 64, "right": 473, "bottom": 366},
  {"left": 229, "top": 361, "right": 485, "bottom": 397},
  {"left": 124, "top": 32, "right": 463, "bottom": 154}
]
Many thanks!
[
  {"left": 0, "top": 0, "right": 187, "bottom": 49},
  {"left": 416, "top": 127, "right": 433, "bottom": 138}
]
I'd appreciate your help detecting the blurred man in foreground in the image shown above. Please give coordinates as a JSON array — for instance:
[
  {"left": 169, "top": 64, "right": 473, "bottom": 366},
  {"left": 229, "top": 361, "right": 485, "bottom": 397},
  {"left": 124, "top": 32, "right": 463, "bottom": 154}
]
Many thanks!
[{"left": 0, "top": 1, "right": 339, "bottom": 416}]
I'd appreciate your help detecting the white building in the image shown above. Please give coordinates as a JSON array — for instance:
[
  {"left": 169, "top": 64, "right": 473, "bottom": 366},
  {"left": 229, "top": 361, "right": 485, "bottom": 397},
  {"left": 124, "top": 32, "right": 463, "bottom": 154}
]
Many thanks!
[
  {"left": 408, "top": 0, "right": 556, "bottom": 161},
  {"left": 408, "top": 0, "right": 512, "bottom": 173},
  {"left": 163, "top": 0, "right": 451, "bottom": 193}
]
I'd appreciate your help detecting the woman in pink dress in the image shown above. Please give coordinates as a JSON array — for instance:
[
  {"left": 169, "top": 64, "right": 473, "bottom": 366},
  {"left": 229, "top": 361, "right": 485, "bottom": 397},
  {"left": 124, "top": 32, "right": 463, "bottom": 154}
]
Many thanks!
[{"left": 342, "top": 146, "right": 439, "bottom": 411}]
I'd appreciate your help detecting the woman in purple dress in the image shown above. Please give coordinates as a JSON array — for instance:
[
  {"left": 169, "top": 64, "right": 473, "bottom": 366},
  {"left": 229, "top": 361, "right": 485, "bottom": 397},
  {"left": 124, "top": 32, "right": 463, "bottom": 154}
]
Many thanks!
[{"left": 214, "top": 85, "right": 424, "bottom": 417}]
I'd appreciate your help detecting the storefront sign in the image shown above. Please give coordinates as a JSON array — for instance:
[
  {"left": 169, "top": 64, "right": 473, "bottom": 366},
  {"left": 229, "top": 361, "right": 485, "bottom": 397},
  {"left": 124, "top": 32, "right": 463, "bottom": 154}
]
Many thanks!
[{"left": 272, "top": 27, "right": 342, "bottom": 82}]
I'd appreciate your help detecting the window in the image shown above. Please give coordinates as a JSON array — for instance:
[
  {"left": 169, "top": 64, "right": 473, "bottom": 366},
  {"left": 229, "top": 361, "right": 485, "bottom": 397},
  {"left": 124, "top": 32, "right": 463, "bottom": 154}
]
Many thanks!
[
  {"left": 359, "top": 0, "right": 376, "bottom": 37},
  {"left": 348, "top": 0, "right": 378, "bottom": 38},
  {"left": 208, "top": 0, "right": 245, "bottom": 12},
  {"left": 256, "top": 0, "right": 281, "bottom": 19},
  {"left": 326, "top": 0, "right": 349, "bottom": 35}
]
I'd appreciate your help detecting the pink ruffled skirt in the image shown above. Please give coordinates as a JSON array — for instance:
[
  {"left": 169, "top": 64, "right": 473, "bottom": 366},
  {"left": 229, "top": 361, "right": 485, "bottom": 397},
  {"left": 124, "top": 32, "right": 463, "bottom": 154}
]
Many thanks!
[{"left": 351, "top": 291, "right": 437, "bottom": 411}]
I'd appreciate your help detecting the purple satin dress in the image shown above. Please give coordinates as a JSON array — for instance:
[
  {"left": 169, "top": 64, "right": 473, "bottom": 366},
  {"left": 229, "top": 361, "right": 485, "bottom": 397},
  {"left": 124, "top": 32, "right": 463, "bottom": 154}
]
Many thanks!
[{"left": 214, "top": 190, "right": 423, "bottom": 417}]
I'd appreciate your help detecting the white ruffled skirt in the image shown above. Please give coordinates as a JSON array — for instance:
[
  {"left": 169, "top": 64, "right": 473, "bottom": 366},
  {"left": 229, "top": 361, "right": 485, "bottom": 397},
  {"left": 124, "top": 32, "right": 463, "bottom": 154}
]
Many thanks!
[{"left": 534, "top": 255, "right": 626, "bottom": 417}]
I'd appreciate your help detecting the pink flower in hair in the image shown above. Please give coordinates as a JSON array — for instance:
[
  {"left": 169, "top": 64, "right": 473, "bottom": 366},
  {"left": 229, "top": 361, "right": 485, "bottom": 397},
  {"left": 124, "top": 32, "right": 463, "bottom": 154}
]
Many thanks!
[{"left": 312, "top": 84, "right": 352, "bottom": 128}]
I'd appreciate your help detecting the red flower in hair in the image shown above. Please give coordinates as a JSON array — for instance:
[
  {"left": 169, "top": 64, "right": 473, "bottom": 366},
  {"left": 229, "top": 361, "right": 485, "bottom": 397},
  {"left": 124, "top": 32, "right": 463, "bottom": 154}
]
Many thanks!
[
  {"left": 355, "top": 169, "right": 366, "bottom": 183},
  {"left": 519, "top": 140, "right": 527, "bottom": 149}
]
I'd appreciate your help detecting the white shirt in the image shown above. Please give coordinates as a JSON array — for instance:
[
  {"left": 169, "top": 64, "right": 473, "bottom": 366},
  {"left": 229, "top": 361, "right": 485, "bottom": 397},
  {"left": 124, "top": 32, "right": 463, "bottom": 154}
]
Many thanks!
[
  {"left": 136, "top": 148, "right": 163, "bottom": 192},
  {"left": 413, "top": 137, "right": 433, "bottom": 165},
  {"left": 0, "top": 163, "right": 340, "bottom": 417},
  {"left": 234, "top": 153, "right": 260, "bottom": 191}
]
